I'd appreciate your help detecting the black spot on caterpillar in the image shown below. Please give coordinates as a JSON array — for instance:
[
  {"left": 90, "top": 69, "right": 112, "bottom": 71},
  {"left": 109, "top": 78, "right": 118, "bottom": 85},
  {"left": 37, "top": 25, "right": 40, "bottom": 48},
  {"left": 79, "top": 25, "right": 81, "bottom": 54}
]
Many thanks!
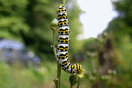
[{"left": 57, "top": 4, "right": 83, "bottom": 74}]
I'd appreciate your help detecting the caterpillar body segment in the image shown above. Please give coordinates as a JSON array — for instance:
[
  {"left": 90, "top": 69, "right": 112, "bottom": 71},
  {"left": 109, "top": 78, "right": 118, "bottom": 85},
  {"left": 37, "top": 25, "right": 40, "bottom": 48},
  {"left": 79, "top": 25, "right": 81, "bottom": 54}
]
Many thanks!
[
  {"left": 58, "top": 36, "right": 70, "bottom": 44},
  {"left": 58, "top": 13, "right": 68, "bottom": 20},
  {"left": 57, "top": 52, "right": 68, "bottom": 60},
  {"left": 58, "top": 20, "right": 69, "bottom": 27},
  {"left": 59, "top": 26, "right": 70, "bottom": 35},
  {"left": 57, "top": 44, "right": 69, "bottom": 52},
  {"left": 57, "top": 4, "right": 83, "bottom": 74}
]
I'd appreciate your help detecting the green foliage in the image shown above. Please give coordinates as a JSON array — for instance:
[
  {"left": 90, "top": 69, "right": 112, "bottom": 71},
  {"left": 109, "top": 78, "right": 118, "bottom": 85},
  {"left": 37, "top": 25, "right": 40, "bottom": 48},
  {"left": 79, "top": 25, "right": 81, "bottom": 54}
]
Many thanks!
[
  {"left": 0, "top": 61, "right": 84, "bottom": 88},
  {"left": 0, "top": 0, "right": 83, "bottom": 61},
  {"left": 0, "top": 0, "right": 29, "bottom": 41},
  {"left": 28, "top": 62, "right": 44, "bottom": 83},
  {"left": 0, "top": 63, "right": 13, "bottom": 88},
  {"left": 83, "top": 37, "right": 97, "bottom": 52},
  {"left": 101, "top": 0, "right": 132, "bottom": 87},
  {"left": 76, "top": 1, "right": 132, "bottom": 87},
  {"left": 0, "top": 61, "right": 55, "bottom": 88}
]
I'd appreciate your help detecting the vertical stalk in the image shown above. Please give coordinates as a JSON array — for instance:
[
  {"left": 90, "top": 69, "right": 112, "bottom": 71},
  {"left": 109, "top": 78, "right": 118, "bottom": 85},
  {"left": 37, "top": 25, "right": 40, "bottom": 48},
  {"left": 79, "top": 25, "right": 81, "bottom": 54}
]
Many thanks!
[
  {"left": 77, "top": 77, "right": 80, "bottom": 88},
  {"left": 53, "top": 31, "right": 55, "bottom": 48},
  {"left": 57, "top": 62, "right": 61, "bottom": 88},
  {"left": 70, "top": 84, "right": 73, "bottom": 88},
  {"left": 52, "top": 30, "right": 61, "bottom": 88},
  {"left": 62, "top": 0, "right": 66, "bottom": 4},
  {"left": 53, "top": 31, "right": 57, "bottom": 60},
  {"left": 53, "top": 30, "right": 57, "bottom": 60}
]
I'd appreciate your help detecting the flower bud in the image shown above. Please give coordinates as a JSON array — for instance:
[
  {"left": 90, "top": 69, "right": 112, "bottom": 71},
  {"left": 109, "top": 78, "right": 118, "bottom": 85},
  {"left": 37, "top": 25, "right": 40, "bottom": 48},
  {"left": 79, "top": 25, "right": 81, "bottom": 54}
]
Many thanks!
[
  {"left": 69, "top": 75, "right": 78, "bottom": 86},
  {"left": 50, "top": 18, "right": 58, "bottom": 31}
]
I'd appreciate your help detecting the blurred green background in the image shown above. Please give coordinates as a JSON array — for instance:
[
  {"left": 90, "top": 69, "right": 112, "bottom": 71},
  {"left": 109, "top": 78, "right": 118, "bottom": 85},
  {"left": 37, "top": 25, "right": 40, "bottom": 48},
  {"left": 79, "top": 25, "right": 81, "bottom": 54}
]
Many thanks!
[{"left": 0, "top": 0, "right": 132, "bottom": 88}]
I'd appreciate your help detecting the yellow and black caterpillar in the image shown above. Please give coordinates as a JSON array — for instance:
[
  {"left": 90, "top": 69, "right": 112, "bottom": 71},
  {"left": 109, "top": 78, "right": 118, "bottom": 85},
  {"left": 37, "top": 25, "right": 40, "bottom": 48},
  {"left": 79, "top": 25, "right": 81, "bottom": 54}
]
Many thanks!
[{"left": 57, "top": 4, "right": 83, "bottom": 74}]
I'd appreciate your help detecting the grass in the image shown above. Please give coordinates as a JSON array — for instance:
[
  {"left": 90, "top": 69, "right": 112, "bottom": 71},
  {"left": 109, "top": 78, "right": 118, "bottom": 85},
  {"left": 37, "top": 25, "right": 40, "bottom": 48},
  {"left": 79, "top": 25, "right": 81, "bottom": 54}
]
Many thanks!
[
  {"left": 0, "top": 59, "right": 93, "bottom": 88},
  {"left": 0, "top": 55, "right": 130, "bottom": 88},
  {"left": 0, "top": 61, "right": 77, "bottom": 88}
]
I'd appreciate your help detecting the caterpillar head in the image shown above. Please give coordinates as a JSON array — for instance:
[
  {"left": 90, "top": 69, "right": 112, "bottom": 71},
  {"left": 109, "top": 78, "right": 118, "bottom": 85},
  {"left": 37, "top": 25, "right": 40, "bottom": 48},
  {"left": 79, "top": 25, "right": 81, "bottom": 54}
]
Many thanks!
[
  {"left": 76, "top": 63, "right": 83, "bottom": 74},
  {"left": 57, "top": 4, "right": 66, "bottom": 14},
  {"left": 58, "top": 4, "right": 66, "bottom": 8}
]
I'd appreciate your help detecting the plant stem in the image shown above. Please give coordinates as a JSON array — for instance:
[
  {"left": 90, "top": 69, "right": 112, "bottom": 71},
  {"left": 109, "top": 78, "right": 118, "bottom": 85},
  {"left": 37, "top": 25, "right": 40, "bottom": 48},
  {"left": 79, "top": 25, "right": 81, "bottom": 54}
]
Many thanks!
[
  {"left": 77, "top": 77, "right": 80, "bottom": 88},
  {"left": 70, "top": 84, "right": 73, "bottom": 88},
  {"left": 53, "top": 79, "right": 58, "bottom": 88},
  {"left": 53, "top": 31, "right": 55, "bottom": 47},
  {"left": 57, "top": 62, "right": 61, "bottom": 88},
  {"left": 52, "top": 30, "right": 61, "bottom": 88},
  {"left": 62, "top": 0, "right": 65, "bottom": 4},
  {"left": 53, "top": 31, "right": 57, "bottom": 60}
]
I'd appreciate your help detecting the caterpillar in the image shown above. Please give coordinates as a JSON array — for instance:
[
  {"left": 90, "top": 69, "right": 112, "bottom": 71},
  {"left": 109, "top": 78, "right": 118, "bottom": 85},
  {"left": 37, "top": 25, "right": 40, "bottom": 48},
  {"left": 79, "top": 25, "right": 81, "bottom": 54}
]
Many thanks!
[{"left": 56, "top": 4, "right": 83, "bottom": 74}]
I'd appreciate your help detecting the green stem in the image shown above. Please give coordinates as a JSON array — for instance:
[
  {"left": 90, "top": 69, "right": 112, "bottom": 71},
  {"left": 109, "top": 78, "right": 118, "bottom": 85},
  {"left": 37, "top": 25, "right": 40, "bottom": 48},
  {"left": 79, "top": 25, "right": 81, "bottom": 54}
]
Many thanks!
[
  {"left": 53, "top": 79, "right": 58, "bottom": 88},
  {"left": 77, "top": 77, "right": 80, "bottom": 88},
  {"left": 70, "top": 84, "right": 73, "bottom": 88},
  {"left": 57, "top": 62, "right": 61, "bottom": 88},
  {"left": 53, "top": 31, "right": 55, "bottom": 47},
  {"left": 62, "top": 0, "right": 66, "bottom": 4},
  {"left": 52, "top": 30, "right": 61, "bottom": 88},
  {"left": 53, "top": 31, "right": 57, "bottom": 60}
]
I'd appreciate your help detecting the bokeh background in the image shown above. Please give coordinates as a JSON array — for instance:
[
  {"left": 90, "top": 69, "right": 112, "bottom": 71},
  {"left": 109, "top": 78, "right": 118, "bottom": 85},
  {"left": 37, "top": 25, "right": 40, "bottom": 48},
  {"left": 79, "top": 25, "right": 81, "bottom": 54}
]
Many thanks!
[{"left": 0, "top": 0, "right": 132, "bottom": 88}]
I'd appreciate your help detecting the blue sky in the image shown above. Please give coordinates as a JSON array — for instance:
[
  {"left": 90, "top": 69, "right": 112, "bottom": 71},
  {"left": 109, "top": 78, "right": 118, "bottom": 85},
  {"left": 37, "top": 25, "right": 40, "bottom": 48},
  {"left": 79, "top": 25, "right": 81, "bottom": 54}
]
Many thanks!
[{"left": 76, "top": 0, "right": 118, "bottom": 40}]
